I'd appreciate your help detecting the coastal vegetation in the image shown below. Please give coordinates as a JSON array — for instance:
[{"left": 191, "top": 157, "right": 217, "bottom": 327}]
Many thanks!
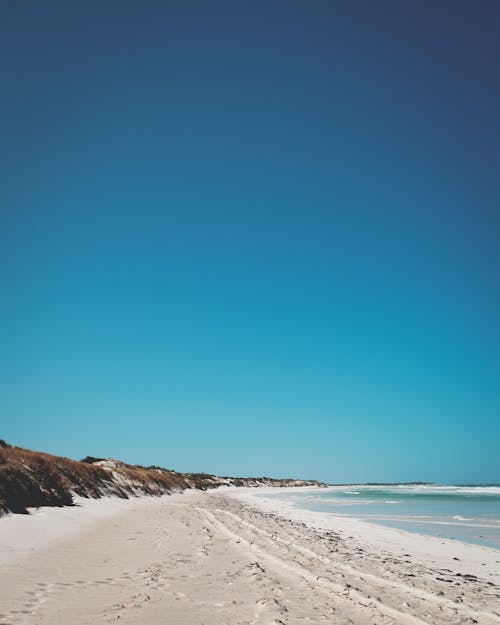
[{"left": 0, "top": 440, "right": 323, "bottom": 515}]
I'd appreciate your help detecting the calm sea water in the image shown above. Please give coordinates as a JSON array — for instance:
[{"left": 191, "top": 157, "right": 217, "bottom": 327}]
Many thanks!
[{"left": 256, "top": 485, "right": 500, "bottom": 549}]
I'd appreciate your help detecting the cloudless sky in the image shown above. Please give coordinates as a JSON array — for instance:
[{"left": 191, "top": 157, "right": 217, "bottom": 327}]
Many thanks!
[{"left": 1, "top": 1, "right": 499, "bottom": 484}]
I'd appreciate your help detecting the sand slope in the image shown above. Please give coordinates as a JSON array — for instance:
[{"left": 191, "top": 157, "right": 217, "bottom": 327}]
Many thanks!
[{"left": 1, "top": 490, "right": 499, "bottom": 625}]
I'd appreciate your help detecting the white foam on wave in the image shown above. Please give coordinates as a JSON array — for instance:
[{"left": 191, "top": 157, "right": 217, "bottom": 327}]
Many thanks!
[
  {"left": 453, "top": 486, "right": 500, "bottom": 495},
  {"left": 401, "top": 485, "right": 500, "bottom": 496},
  {"left": 421, "top": 521, "right": 494, "bottom": 528}
]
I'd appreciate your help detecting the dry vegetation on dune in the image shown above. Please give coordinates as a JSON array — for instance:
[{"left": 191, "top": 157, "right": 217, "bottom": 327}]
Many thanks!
[
  {"left": 0, "top": 442, "right": 193, "bottom": 515},
  {"left": 0, "top": 440, "right": 324, "bottom": 515},
  {"left": 0, "top": 443, "right": 98, "bottom": 513}
]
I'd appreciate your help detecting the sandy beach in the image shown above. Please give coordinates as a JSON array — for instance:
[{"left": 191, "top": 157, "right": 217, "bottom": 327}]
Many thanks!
[{"left": 1, "top": 488, "right": 499, "bottom": 625}]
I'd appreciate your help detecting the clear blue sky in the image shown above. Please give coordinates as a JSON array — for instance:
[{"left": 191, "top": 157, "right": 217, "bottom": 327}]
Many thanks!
[{"left": 1, "top": 1, "right": 499, "bottom": 484}]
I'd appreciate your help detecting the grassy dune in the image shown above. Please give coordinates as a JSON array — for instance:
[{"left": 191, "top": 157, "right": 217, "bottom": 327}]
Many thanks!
[{"left": 0, "top": 440, "right": 322, "bottom": 515}]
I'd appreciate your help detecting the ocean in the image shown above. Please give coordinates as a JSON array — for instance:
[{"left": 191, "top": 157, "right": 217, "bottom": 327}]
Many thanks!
[{"left": 256, "top": 485, "right": 500, "bottom": 550}]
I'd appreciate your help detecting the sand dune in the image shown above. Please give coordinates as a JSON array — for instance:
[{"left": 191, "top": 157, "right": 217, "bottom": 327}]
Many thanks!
[
  {"left": 0, "top": 442, "right": 323, "bottom": 515},
  {"left": 1, "top": 489, "right": 499, "bottom": 624}
]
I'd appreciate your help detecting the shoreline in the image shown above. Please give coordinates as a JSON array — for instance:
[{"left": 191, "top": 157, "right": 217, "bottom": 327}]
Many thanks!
[
  {"left": 228, "top": 482, "right": 500, "bottom": 550},
  {"left": 228, "top": 486, "right": 500, "bottom": 578},
  {"left": 1, "top": 488, "right": 499, "bottom": 624}
]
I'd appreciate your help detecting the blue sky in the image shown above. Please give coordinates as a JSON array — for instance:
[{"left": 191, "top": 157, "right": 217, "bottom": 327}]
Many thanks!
[{"left": 1, "top": 1, "right": 499, "bottom": 483}]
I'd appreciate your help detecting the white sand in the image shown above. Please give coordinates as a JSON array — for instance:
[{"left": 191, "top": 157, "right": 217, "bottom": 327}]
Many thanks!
[{"left": 1, "top": 488, "right": 499, "bottom": 625}]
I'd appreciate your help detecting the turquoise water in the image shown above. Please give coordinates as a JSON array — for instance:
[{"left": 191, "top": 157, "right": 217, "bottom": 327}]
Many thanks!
[{"left": 257, "top": 485, "right": 500, "bottom": 549}]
